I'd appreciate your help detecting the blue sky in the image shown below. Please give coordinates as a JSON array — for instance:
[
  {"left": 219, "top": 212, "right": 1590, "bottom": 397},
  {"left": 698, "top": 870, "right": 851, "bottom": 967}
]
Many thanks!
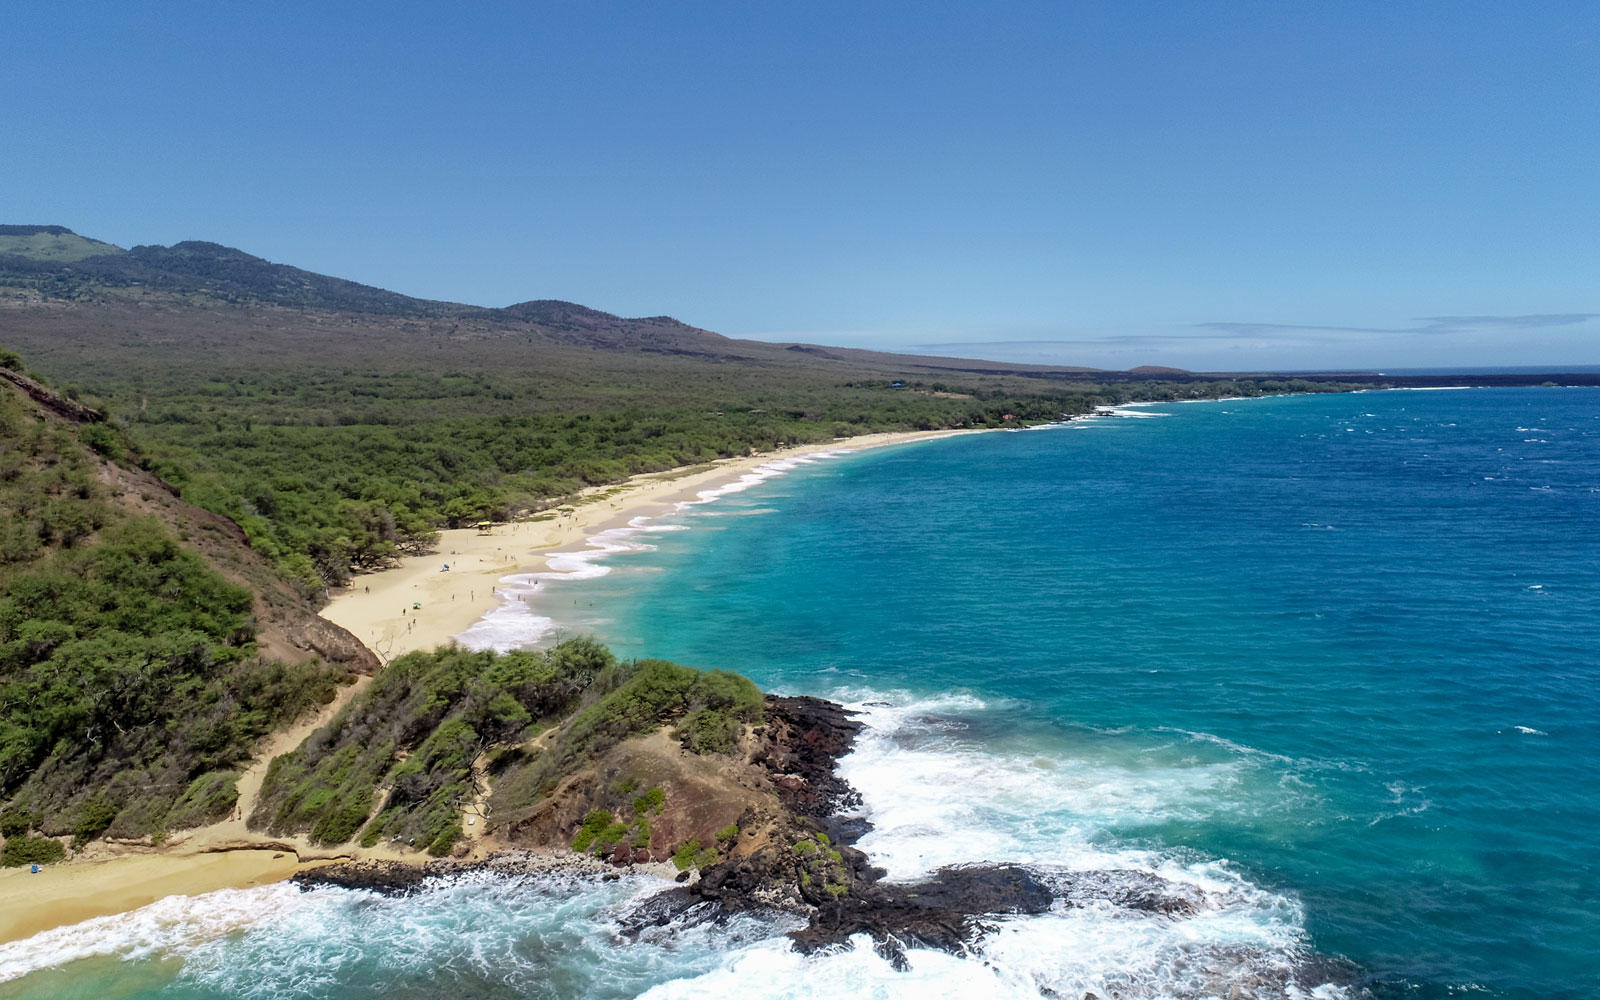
[{"left": 5, "top": 2, "right": 1597, "bottom": 370}]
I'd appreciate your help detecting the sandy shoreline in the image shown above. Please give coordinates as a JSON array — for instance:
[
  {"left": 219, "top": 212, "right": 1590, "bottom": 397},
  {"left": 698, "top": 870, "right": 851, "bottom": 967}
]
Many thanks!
[
  {"left": 318, "top": 427, "right": 984, "bottom": 662},
  {"left": 0, "top": 427, "right": 982, "bottom": 950}
]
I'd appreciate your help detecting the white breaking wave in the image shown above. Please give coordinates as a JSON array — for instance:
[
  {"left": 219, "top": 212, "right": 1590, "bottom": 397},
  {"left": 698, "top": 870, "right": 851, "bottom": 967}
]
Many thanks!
[
  {"left": 0, "top": 871, "right": 688, "bottom": 993},
  {"left": 836, "top": 697, "right": 1250, "bottom": 880},
  {"left": 0, "top": 882, "right": 312, "bottom": 984},
  {"left": 1093, "top": 405, "right": 1173, "bottom": 419},
  {"left": 647, "top": 689, "right": 1346, "bottom": 999},
  {"left": 1, "top": 693, "right": 1350, "bottom": 998}
]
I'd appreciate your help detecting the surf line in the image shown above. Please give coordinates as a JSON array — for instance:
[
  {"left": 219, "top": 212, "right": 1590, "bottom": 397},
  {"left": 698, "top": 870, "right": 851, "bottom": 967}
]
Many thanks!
[{"left": 452, "top": 450, "right": 851, "bottom": 652}]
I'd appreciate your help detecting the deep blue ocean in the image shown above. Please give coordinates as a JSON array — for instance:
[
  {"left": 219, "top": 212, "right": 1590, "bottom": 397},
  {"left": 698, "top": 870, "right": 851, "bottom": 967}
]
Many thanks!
[{"left": 4, "top": 387, "right": 1595, "bottom": 999}]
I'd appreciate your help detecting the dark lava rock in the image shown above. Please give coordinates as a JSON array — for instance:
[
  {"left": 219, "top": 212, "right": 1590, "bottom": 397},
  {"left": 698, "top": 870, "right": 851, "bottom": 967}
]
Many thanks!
[
  {"left": 880, "top": 863, "right": 1056, "bottom": 916},
  {"left": 665, "top": 850, "right": 1219, "bottom": 972},
  {"left": 291, "top": 860, "right": 433, "bottom": 896},
  {"left": 758, "top": 696, "right": 864, "bottom": 826},
  {"left": 790, "top": 864, "right": 1056, "bottom": 969}
]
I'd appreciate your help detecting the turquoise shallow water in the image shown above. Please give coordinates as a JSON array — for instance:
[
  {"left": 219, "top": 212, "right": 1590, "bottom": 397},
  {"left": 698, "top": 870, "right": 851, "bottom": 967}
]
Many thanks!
[
  {"left": 568, "top": 387, "right": 1600, "bottom": 997},
  {"left": 4, "top": 387, "right": 1595, "bottom": 998}
]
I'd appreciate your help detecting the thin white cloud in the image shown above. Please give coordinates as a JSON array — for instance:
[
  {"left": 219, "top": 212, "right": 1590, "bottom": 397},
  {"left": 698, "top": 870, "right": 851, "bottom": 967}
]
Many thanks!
[{"left": 1199, "top": 313, "right": 1600, "bottom": 339}]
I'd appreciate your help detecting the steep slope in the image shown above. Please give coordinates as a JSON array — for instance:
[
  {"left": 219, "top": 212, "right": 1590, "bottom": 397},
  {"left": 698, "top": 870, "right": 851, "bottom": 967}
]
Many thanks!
[{"left": 0, "top": 359, "right": 376, "bottom": 863}]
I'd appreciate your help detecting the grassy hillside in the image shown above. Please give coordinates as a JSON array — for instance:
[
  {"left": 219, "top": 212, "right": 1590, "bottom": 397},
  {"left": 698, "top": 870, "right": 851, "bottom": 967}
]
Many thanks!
[{"left": 0, "top": 225, "right": 123, "bottom": 263}]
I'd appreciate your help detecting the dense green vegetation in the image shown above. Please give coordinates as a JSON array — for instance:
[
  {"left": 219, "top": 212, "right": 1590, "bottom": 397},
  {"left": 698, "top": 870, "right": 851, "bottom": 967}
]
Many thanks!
[
  {"left": 252, "top": 639, "right": 617, "bottom": 851},
  {"left": 123, "top": 375, "right": 1358, "bottom": 597},
  {"left": 251, "top": 638, "right": 759, "bottom": 853},
  {"left": 0, "top": 380, "right": 341, "bottom": 860}
]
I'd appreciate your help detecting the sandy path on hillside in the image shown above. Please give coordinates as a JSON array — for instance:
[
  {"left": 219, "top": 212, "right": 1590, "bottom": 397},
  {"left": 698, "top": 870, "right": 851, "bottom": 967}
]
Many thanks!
[{"left": 0, "top": 678, "right": 408, "bottom": 944}]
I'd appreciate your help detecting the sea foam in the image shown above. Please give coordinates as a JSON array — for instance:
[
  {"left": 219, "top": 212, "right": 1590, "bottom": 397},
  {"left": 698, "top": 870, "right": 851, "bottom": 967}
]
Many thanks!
[{"left": 643, "top": 688, "right": 1346, "bottom": 999}]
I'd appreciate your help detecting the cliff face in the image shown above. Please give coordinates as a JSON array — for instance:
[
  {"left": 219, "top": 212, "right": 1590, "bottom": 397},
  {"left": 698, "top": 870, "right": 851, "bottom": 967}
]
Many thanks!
[{"left": 88, "top": 438, "right": 379, "bottom": 676}]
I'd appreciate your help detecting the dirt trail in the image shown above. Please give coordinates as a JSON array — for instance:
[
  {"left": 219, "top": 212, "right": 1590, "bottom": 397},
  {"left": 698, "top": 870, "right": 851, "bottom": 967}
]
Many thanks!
[{"left": 155, "top": 676, "right": 374, "bottom": 858}]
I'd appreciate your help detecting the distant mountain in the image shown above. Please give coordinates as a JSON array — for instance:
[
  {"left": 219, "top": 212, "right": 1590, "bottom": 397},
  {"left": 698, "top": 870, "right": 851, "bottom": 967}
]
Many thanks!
[
  {"left": 0, "top": 228, "right": 476, "bottom": 317},
  {"left": 0, "top": 224, "right": 1195, "bottom": 380},
  {"left": 0, "top": 224, "right": 123, "bottom": 263}
]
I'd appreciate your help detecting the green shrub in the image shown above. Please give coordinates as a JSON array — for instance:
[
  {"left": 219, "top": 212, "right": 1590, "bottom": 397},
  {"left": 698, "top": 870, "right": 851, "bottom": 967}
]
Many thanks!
[
  {"left": 0, "top": 809, "right": 35, "bottom": 838},
  {"left": 77, "top": 423, "right": 124, "bottom": 460},
  {"left": 426, "top": 821, "right": 462, "bottom": 857},
  {"left": 693, "top": 845, "right": 719, "bottom": 869},
  {"left": 1, "top": 834, "right": 65, "bottom": 867},
  {"left": 793, "top": 838, "right": 818, "bottom": 856},
  {"left": 571, "top": 809, "right": 614, "bottom": 853},
  {"left": 164, "top": 771, "right": 239, "bottom": 830},
  {"left": 633, "top": 786, "right": 665, "bottom": 816},
  {"left": 71, "top": 793, "right": 119, "bottom": 847},
  {"left": 676, "top": 708, "right": 739, "bottom": 754},
  {"left": 689, "top": 670, "right": 764, "bottom": 721},
  {"left": 309, "top": 800, "right": 373, "bottom": 845},
  {"left": 672, "top": 839, "right": 702, "bottom": 871},
  {"left": 715, "top": 823, "right": 739, "bottom": 844}
]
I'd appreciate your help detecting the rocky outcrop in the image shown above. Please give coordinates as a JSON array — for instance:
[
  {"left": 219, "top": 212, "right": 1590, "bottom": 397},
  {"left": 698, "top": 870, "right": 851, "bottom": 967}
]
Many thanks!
[
  {"left": 292, "top": 851, "right": 623, "bottom": 896},
  {"left": 673, "top": 852, "right": 1208, "bottom": 969},
  {"left": 754, "top": 696, "right": 864, "bottom": 827},
  {"left": 293, "top": 691, "right": 1232, "bottom": 975},
  {"left": 613, "top": 694, "right": 1219, "bottom": 967},
  {"left": 0, "top": 366, "right": 103, "bottom": 423}
]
